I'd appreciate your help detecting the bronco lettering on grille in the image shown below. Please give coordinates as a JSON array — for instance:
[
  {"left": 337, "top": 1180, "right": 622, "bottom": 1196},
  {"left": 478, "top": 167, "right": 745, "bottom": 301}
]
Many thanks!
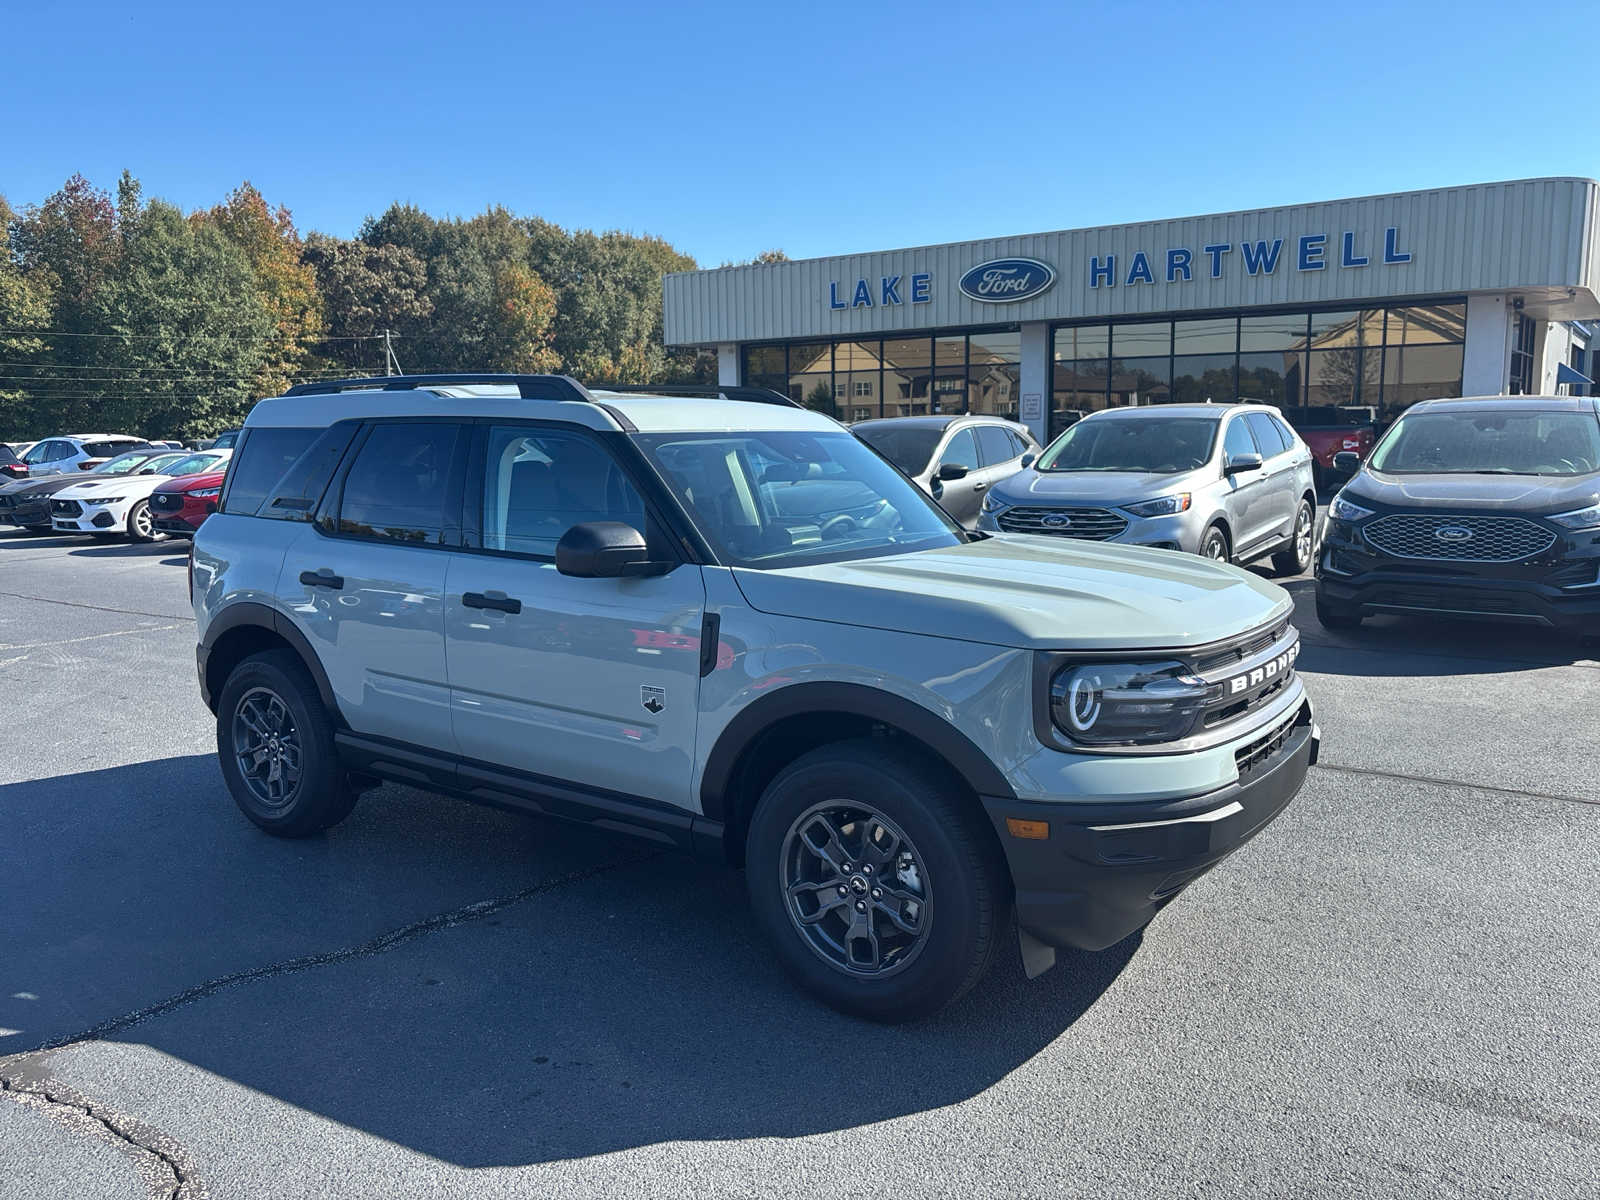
[{"left": 1224, "top": 641, "right": 1299, "bottom": 695}]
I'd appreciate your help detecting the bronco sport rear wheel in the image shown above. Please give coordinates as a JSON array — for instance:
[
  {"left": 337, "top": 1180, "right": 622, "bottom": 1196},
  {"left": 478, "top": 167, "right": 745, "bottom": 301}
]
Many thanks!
[
  {"left": 217, "top": 649, "right": 357, "bottom": 837},
  {"left": 745, "top": 739, "right": 1010, "bottom": 1022}
]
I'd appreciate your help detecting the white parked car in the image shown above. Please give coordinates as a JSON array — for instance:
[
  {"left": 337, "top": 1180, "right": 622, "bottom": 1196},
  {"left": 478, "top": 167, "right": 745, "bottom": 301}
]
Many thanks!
[
  {"left": 50, "top": 449, "right": 231, "bottom": 541},
  {"left": 20, "top": 434, "right": 151, "bottom": 476}
]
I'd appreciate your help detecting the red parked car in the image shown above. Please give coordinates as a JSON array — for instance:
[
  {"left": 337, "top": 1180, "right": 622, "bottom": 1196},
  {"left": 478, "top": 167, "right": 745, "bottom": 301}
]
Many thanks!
[
  {"left": 1279, "top": 406, "right": 1376, "bottom": 491},
  {"left": 149, "top": 469, "right": 226, "bottom": 537}
]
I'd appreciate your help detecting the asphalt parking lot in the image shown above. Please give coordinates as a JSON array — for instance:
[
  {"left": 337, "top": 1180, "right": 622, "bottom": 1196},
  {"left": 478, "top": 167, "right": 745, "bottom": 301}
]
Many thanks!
[{"left": 1, "top": 525, "right": 1596, "bottom": 1199}]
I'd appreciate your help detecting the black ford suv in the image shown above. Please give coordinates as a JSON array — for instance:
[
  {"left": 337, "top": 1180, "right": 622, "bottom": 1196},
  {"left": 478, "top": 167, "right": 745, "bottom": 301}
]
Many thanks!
[{"left": 1316, "top": 395, "right": 1600, "bottom": 637}]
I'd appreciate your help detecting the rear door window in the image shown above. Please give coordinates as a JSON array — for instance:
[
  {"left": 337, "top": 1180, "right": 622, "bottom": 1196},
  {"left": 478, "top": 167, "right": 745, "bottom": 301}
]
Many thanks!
[
  {"left": 329, "top": 423, "right": 464, "bottom": 545},
  {"left": 222, "top": 427, "right": 334, "bottom": 518},
  {"left": 975, "top": 425, "right": 1018, "bottom": 467}
]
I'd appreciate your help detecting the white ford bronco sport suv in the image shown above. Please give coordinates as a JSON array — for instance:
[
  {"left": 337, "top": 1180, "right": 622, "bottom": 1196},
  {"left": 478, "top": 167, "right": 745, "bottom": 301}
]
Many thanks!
[{"left": 192, "top": 374, "right": 1318, "bottom": 1021}]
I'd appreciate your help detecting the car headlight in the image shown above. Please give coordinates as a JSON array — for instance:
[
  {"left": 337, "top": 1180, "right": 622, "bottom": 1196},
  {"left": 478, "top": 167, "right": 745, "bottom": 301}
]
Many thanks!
[
  {"left": 1548, "top": 499, "right": 1600, "bottom": 531},
  {"left": 1050, "top": 660, "right": 1211, "bottom": 747},
  {"left": 981, "top": 491, "right": 1010, "bottom": 514},
  {"left": 85, "top": 496, "right": 123, "bottom": 506},
  {"left": 1122, "top": 493, "right": 1191, "bottom": 518},
  {"left": 1328, "top": 494, "right": 1375, "bottom": 523},
  {"left": 190, "top": 487, "right": 222, "bottom": 499}
]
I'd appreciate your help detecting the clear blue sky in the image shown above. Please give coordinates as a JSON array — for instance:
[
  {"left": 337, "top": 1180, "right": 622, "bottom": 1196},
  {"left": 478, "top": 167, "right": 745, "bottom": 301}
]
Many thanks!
[{"left": 8, "top": 0, "right": 1597, "bottom": 266}]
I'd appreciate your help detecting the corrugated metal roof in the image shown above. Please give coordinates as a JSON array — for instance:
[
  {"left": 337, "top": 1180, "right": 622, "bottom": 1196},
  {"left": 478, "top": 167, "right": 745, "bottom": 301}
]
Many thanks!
[{"left": 664, "top": 178, "right": 1600, "bottom": 346}]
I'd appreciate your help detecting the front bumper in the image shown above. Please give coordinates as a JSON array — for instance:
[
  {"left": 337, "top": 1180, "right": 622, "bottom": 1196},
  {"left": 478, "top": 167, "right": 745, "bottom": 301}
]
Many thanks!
[
  {"left": 4, "top": 502, "right": 55, "bottom": 528},
  {"left": 977, "top": 505, "right": 1202, "bottom": 553},
  {"left": 982, "top": 701, "right": 1317, "bottom": 952},
  {"left": 53, "top": 507, "right": 122, "bottom": 532}
]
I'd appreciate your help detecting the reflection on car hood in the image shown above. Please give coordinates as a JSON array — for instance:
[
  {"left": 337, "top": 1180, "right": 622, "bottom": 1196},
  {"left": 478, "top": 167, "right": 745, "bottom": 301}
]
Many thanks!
[
  {"left": 53, "top": 474, "right": 173, "bottom": 500},
  {"left": 731, "top": 534, "right": 1290, "bottom": 650},
  {"left": 991, "top": 468, "right": 1203, "bottom": 504},
  {"left": 0, "top": 474, "right": 99, "bottom": 498},
  {"left": 1348, "top": 469, "right": 1600, "bottom": 514}
]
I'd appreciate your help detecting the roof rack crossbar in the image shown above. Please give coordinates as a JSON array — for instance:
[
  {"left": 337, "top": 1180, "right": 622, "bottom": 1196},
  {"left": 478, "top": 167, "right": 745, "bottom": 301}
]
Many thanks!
[
  {"left": 283, "top": 373, "right": 595, "bottom": 403},
  {"left": 589, "top": 382, "right": 801, "bottom": 409}
]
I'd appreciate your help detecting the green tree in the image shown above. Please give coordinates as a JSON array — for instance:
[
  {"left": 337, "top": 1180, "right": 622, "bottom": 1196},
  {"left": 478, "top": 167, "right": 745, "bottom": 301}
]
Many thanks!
[
  {"left": 0, "top": 196, "right": 59, "bottom": 434},
  {"left": 301, "top": 233, "right": 432, "bottom": 374}
]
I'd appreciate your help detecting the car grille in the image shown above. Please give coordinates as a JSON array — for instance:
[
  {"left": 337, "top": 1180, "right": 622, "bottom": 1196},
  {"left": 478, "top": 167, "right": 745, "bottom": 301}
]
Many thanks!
[
  {"left": 0, "top": 495, "right": 12, "bottom": 510},
  {"left": 1363, "top": 514, "right": 1555, "bottom": 562},
  {"left": 51, "top": 499, "right": 82, "bottom": 517},
  {"left": 150, "top": 492, "right": 184, "bottom": 513},
  {"left": 996, "top": 506, "right": 1128, "bottom": 540},
  {"left": 1233, "top": 703, "right": 1307, "bottom": 780}
]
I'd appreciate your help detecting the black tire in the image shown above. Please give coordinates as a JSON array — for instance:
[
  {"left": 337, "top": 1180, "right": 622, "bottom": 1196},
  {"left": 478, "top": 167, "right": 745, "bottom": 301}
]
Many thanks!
[
  {"left": 1315, "top": 592, "right": 1364, "bottom": 630},
  {"left": 216, "top": 649, "right": 358, "bottom": 837},
  {"left": 1271, "top": 499, "right": 1316, "bottom": 577},
  {"left": 745, "top": 739, "right": 1011, "bottom": 1022},
  {"left": 1199, "top": 523, "right": 1230, "bottom": 563},
  {"left": 125, "top": 498, "right": 157, "bottom": 543}
]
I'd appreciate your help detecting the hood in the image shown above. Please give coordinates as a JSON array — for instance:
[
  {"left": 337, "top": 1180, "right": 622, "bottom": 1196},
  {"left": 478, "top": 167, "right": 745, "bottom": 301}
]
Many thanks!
[
  {"left": 731, "top": 535, "right": 1290, "bottom": 651},
  {"left": 0, "top": 474, "right": 97, "bottom": 498},
  {"left": 54, "top": 473, "right": 172, "bottom": 500},
  {"left": 156, "top": 470, "right": 226, "bottom": 493},
  {"left": 993, "top": 467, "right": 1204, "bottom": 505},
  {"left": 1347, "top": 469, "right": 1600, "bottom": 515}
]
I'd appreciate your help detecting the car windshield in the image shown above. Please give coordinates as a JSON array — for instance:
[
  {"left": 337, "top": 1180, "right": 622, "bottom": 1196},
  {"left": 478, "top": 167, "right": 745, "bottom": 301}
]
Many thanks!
[
  {"left": 163, "top": 453, "right": 223, "bottom": 477},
  {"left": 634, "top": 430, "right": 963, "bottom": 569},
  {"left": 1369, "top": 410, "right": 1600, "bottom": 476},
  {"left": 1036, "top": 416, "right": 1218, "bottom": 473},
  {"left": 852, "top": 423, "right": 944, "bottom": 476},
  {"left": 93, "top": 451, "right": 160, "bottom": 475}
]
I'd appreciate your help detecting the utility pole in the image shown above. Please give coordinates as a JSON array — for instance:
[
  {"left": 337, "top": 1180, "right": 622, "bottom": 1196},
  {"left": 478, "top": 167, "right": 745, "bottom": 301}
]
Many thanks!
[{"left": 383, "top": 329, "right": 402, "bottom": 376}]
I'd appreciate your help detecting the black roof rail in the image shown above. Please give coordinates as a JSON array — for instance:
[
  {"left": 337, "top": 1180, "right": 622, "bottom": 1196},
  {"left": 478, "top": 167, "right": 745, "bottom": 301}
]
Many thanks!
[
  {"left": 588, "top": 382, "right": 801, "bottom": 409},
  {"left": 282, "top": 373, "right": 595, "bottom": 403}
]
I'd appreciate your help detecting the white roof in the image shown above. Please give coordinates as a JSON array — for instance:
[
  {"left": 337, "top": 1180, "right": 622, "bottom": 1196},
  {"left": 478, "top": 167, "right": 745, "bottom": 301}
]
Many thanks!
[{"left": 245, "top": 386, "right": 843, "bottom": 435}]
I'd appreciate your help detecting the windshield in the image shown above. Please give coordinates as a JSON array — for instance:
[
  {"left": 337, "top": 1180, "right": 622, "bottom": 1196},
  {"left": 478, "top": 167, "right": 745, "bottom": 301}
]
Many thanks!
[
  {"left": 1369, "top": 410, "right": 1600, "bottom": 476},
  {"left": 1036, "top": 416, "right": 1218, "bottom": 473},
  {"left": 852, "top": 423, "right": 943, "bottom": 476},
  {"left": 163, "top": 452, "right": 224, "bottom": 477},
  {"left": 635, "top": 430, "right": 963, "bottom": 569},
  {"left": 93, "top": 451, "right": 160, "bottom": 475}
]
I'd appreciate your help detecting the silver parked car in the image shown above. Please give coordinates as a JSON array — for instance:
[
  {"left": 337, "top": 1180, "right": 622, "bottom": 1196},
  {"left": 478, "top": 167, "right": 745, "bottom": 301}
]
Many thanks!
[
  {"left": 853, "top": 414, "right": 1041, "bottom": 527},
  {"left": 977, "top": 403, "right": 1318, "bottom": 575}
]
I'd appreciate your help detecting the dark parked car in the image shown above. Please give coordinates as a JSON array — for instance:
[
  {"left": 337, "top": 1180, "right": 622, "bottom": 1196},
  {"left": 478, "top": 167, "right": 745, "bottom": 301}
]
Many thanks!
[
  {"left": 0, "top": 444, "right": 25, "bottom": 481},
  {"left": 1316, "top": 395, "right": 1600, "bottom": 637}
]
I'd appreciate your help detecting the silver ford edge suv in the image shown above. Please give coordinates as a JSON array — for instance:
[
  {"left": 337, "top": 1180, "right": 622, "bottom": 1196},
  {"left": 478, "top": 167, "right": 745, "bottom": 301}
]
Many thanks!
[
  {"left": 977, "top": 403, "right": 1318, "bottom": 574},
  {"left": 191, "top": 374, "right": 1319, "bottom": 1021}
]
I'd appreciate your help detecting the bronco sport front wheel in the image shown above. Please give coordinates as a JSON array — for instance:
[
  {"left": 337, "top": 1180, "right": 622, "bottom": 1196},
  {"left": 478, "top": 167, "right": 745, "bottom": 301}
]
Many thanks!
[
  {"left": 217, "top": 649, "right": 358, "bottom": 837},
  {"left": 745, "top": 740, "right": 1011, "bottom": 1022}
]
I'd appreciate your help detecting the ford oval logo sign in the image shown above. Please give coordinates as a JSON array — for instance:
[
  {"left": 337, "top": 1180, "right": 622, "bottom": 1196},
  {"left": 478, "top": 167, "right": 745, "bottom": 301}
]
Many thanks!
[
  {"left": 1040, "top": 513, "right": 1071, "bottom": 528},
  {"left": 1434, "top": 525, "right": 1474, "bottom": 542},
  {"left": 958, "top": 258, "right": 1056, "bottom": 304}
]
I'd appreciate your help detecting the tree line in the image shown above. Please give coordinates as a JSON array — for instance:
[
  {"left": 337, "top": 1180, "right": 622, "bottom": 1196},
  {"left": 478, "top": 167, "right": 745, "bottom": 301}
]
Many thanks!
[{"left": 0, "top": 172, "right": 779, "bottom": 440}]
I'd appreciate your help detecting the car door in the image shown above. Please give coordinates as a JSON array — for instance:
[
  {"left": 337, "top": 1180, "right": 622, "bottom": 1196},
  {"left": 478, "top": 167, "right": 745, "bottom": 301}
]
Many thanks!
[
  {"left": 279, "top": 420, "right": 465, "bottom": 754},
  {"left": 1244, "top": 412, "right": 1298, "bottom": 545},
  {"left": 23, "top": 440, "right": 69, "bottom": 476},
  {"left": 442, "top": 423, "right": 705, "bottom": 811},
  {"left": 1219, "top": 416, "right": 1269, "bottom": 549},
  {"left": 933, "top": 426, "right": 984, "bottom": 525},
  {"left": 974, "top": 423, "right": 1025, "bottom": 488}
]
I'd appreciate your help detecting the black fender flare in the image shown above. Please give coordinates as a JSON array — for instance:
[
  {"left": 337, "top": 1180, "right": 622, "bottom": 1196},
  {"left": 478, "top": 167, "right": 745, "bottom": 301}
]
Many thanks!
[
  {"left": 199, "top": 602, "right": 340, "bottom": 721},
  {"left": 698, "top": 681, "right": 1017, "bottom": 823}
]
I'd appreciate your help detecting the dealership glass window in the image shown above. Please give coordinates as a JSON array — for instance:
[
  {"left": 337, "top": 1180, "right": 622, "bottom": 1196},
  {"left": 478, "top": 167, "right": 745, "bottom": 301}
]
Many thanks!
[
  {"left": 1173, "top": 317, "right": 1238, "bottom": 355},
  {"left": 793, "top": 373, "right": 836, "bottom": 414},
  {"left": 968, "top": 362, "right": 1020, "bottom": 419},
  {"left": 1240, "top": 313, "right": 1310, "bottom": 353},
  {"left": 970, "top": 330, "right": 1021, "bottom": 363},
  {"left": 1110, "top": 356, "right": 1171, "bottom": 405},
  {"left": 1053, "top": 324, "right": 1109, "bottom": 361},
  {"left": 1308, "top": 309, "right": 1383, "bottom": 351},
  {"left": 1237, "top": 351, "right": 1301, "bottom": 405},
  {"left": 1387, "top": 304, "right": 1466, "bottom": 344},
  {"left": 743, "top": 345, "right": 785, "bottom": 376},
  {"left": 1113, "top": 321, "right": 1172, "bottom": 359},
  {"left": 882, "top": 337, "right": 932, "bottom": 414},
  {"left": 1509, "top": 315, "right": 1536, "bottom": 395},
  {"left": 1051, "top": 359, "right": 1110, "bottom": 441},
  {"left": 1382, "top": 344, "right": 1465, "bottom": 411},
  {"left": 1171, "top": 354, "right": 1237, "bottom": 404},
  {"left": 1306, "top": 347, "right": 1379, "bottom": 408}
]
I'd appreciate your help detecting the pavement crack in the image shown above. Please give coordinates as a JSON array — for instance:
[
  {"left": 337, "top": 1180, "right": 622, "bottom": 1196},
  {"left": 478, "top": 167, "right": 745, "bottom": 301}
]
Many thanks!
[
  {"left": 24, "top": 851, "right": 659, "bottom": 1056},
  {"left": 0, "top": 589, "right": 194, "bottom": 621},
  {"left": 1312, "top": 761, "right": 1597, "bottom": 807},
  {"left": 0, "top": 1067, "right": 203, "bottom": 1199}
]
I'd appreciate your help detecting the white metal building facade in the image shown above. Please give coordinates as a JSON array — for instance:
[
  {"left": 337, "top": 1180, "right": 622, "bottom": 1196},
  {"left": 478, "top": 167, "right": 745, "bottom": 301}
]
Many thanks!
[{"left": 663, "top": 177, "right": 1600, "bottom": 444}]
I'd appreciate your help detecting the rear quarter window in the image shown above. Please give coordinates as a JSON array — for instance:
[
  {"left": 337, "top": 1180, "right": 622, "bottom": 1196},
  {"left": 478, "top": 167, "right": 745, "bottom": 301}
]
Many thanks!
[{"left": 222, "top": 427, "right": 327, "bottom": 518}]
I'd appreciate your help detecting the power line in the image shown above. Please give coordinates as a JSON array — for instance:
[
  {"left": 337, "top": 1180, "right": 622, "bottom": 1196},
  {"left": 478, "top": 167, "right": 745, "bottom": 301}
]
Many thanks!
[{"left": 0, "top": 328, "right": 404, "bottom": 342}]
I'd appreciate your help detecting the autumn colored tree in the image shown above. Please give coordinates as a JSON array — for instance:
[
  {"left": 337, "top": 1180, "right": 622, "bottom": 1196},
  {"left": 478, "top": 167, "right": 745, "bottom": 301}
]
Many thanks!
[
  {"left": 301, "top": 233, "right": 432, "bottom": 374},
  {"left": 0, "top": 196, "right": 58, "bottom": 431},
  {"left": 197, "top": 183, "right": 323, "bottom": 397}
]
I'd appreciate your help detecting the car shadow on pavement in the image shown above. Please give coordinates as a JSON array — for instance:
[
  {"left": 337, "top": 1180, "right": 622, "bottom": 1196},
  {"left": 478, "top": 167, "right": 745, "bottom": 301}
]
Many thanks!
[
  {"left": 4, "top": 753, "right": 1136, "bottom": 1166},
  {"left": 65, "top": 541, "right": 184, "bottom": 560},
  {"left": 1281, "top": 580, "right": 1597, "bottom": 674}
]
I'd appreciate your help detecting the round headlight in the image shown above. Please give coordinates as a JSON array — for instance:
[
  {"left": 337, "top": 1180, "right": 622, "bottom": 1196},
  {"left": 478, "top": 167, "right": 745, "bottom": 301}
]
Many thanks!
[{"left": 1051, "top": 660, "right": 1212, "bottom": 746}]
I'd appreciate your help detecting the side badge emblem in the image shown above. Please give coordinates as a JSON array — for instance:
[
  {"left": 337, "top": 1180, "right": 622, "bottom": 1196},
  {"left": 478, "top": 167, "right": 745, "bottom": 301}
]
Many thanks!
[{"left": 641, "top": 685, "right": 666, "bottom": 715}]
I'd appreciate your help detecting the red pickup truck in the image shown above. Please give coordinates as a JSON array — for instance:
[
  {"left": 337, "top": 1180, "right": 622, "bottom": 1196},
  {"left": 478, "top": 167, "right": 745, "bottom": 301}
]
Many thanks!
[{"left": 1280, "top": 406, "right": 1376, "bottom": 491}]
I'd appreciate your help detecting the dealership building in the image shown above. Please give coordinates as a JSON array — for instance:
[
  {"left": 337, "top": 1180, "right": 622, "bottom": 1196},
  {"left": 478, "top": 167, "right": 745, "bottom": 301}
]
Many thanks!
[{"left": 663, "top": 177, "right": 1600, "bottom": 445}]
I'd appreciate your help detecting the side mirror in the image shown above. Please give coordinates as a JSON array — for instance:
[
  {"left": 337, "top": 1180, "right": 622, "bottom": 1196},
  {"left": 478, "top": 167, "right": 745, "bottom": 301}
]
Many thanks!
[
  {"left": 937, "top": 462, "right": 969, "bottom": 482},
  {"left": 1332, "top": 451, "right": 1362, "bottom": 475},
  {"left": 1020, "top": 453, "right": 1036, "bottom": 469},
  {"left": 1223, "top": 451, "right": 1263, "bottom": 476},
  {"left": 556, "top": 521, "right": 670, "bottom": 578}
]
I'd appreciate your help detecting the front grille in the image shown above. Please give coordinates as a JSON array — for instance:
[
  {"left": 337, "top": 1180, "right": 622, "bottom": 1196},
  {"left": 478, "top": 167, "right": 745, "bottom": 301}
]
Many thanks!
[
  {"left": 1192, "top": 618, "right": 1290, "bottom": 675},
  {"left": 51, "top": 499, "right": 82, "bottom": 517},
  {"left": 1234, "top": 704, "right": 1305, "bottom": 779},
  {"left": 0, "top": 495, "right": 12, "bottom": 510},
  {"left": 1363, "top": 514, "right": 1555, "bottom": 562},
  {"left": 997, "top": 505, "right": 1128, "bottom": 540},
  {"left": 150, "top": 492, "right": 183, "bottom": 512}
]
